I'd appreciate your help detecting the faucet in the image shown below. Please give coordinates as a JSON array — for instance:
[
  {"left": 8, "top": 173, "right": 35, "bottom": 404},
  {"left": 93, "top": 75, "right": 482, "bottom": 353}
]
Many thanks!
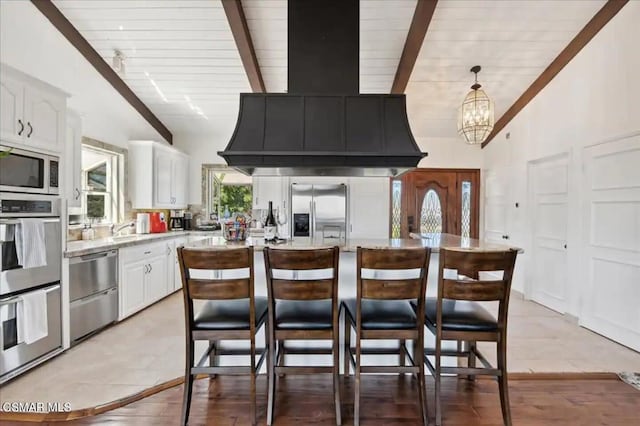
[{"left": 110, "top": 222, "right": 135, "bottom": 236}]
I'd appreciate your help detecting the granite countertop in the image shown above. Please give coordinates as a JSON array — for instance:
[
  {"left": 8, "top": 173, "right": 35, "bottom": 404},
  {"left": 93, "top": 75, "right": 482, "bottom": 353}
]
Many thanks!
[
  {"left": 64, "top": 230, "right": 221, "bottom": 258},
  {"left": 183, "top": 233, "right": 523, "bottom": 253}
]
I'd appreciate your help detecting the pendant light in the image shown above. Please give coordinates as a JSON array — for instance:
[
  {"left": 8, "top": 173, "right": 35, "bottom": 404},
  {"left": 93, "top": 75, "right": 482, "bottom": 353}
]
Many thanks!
[{"left": 457, "top": 65, "right": 494, "bottom": 145}]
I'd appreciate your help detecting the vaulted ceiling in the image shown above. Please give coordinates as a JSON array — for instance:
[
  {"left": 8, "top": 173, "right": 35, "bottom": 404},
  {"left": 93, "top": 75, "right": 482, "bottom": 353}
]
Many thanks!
[{"left": 49, "top": 0, "right": 610, "bottom": 144}]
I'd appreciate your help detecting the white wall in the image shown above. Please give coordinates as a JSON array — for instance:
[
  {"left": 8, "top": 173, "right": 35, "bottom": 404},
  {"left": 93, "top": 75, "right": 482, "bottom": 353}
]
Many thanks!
[
  {"left": 482, "top": 2, "right": 640, "bottom": 316},
  {"left": 416, "top": 136, "right": 482, "bottom": 169},
  {"left": 0, "top": 1, "right": 161, "bottom": 148}
]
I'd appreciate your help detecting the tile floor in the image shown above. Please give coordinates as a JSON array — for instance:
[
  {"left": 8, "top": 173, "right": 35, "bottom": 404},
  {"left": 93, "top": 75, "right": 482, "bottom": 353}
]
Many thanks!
[{"left": 1, "top": 292, "right": 638, "bottom": 412}]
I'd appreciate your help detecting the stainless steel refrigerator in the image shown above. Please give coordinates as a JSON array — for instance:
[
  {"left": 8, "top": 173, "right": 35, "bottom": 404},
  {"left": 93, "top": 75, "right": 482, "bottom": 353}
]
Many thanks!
[{"left": 291, "top": 183, "right": 347, "bottom": 243}]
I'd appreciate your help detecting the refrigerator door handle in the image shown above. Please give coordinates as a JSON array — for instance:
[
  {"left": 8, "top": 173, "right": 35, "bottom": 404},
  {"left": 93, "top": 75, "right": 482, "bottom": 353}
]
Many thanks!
[{"left": 311, "top": 200, "right": 316, "bottom": 239}]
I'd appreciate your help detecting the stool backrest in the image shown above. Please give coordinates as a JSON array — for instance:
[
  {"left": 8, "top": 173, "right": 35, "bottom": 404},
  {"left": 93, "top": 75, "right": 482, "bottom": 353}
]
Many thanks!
[
  {"left": 438, "top": 248, "right": 517, "bottom": 329},
  {"left": 264, "top": 247, "right": 339, "bottom": 301},
  {"left": 357, "top": 247, "right": 431, "bottom": 301},
  {"left": 177, "top": 246, "right": 256, "bottom": 335}
]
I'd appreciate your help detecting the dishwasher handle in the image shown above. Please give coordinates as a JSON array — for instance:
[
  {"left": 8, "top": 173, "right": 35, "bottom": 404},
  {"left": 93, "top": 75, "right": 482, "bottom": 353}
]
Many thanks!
[{"left": 70, "top": 250, "right": 118, "bottom": 264}]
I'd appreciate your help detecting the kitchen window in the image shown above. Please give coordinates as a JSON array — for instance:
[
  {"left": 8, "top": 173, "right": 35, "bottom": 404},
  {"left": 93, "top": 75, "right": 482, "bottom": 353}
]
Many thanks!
[{"left": 69, "top": 143, "right": 123, "bottom": 225}]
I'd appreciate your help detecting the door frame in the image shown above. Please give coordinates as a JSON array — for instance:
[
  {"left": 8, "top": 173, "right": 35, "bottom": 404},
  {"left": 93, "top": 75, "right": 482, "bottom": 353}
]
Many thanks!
[{"left": 392, "top": 168, "right": 480, "bottom": 238}]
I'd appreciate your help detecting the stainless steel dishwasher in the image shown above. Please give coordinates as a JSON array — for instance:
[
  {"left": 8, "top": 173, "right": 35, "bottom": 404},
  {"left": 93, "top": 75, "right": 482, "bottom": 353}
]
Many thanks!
[{"left": 69, "top": 250, "right": 118, "bottom": 344}]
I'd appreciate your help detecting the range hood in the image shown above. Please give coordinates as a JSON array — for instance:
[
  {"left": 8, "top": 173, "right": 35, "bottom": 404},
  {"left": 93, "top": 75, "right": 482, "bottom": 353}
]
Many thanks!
[{"left": 218, "top": 0, "right": 427, "bottom": 177}]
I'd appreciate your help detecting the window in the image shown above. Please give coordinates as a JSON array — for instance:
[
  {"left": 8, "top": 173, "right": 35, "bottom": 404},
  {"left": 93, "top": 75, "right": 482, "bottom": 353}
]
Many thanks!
[
  {"left": 203, "top": 165, "right": 253, "bottom": 220},
  {"left": 69, "top": 143, "right": 123, "bottom": 225},
  {"left": 420, "top": 189, "right": 443, "bottom": 234},
  {"left": 391, "top": 179, "right": 402, "bottom": 238}
]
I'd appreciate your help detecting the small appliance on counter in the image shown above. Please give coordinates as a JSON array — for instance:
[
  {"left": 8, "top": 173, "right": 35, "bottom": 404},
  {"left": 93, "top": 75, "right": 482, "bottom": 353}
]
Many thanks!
[
  {"left": 169, "top": 209, "right": 184, "bottom": 231},
  {"left": 183, "top": 212, "right": 193, "bottom": 230},
  {"left": 136, "top": 213, "right": 150, "bottom": 234},
  {"left": 149, "top": 212, "right": 167, "bottom": 233}
]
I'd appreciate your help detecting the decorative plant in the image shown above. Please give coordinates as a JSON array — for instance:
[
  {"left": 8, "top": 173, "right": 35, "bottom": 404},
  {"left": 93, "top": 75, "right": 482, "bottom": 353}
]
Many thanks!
[{"left": 0, "top": 147, "right": 13, "bottom": 158}]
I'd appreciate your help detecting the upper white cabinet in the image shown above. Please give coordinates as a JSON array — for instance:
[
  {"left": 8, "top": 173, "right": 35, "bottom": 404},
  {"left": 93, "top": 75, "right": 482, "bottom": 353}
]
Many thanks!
[
  {"left": 65, "top": 110, "right": 82, "bottom": 207},
  {"left": 252, "top": 176, "right": 288, "bottom": 210},
  {"left": 348, "top": 177, "right": 390, "bottom": 239},
  {"left": 129, "top": 140, "right": 189, "bottom": 209},
  {"left": 0, "top": 64, "right": 66, "bottom": 153}
]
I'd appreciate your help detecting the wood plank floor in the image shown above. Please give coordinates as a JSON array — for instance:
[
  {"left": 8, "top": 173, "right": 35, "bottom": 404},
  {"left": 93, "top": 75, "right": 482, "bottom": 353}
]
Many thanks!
[{"left": 4, "top": 375, "right": 640, "bottom": 425}]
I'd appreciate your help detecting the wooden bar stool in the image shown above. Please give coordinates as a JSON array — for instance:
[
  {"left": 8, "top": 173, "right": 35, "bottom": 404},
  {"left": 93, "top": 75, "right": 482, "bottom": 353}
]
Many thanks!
[
  {"left": 263, "top": 246, "right": 341, "bottom": 426},
  {"left": 415, "top": 248, "right": 518, "bottom": 426},
  {"left": 342, "top": 247, "right": 431, "bottom": 426},
  {"left": 177, "top": 246, "right": 267, "bottom": 426}
]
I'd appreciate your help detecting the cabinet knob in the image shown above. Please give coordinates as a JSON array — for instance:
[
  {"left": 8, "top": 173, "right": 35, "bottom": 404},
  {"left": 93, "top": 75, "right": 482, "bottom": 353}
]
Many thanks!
[{"left": 27, "top": 122, "right": 33, "bottom": 138}]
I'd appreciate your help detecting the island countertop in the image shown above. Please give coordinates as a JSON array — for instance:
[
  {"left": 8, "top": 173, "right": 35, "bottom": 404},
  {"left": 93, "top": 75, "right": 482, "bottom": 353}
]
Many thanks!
[{"left": 183, "top": 233, "right": 523, "bottom": 253}]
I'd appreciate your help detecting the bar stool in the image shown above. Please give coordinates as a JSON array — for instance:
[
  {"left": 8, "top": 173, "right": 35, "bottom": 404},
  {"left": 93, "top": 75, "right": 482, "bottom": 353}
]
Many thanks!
[
  {"left": 263, "top": 246, "right": 341, "bottom": 425},
  {"left": 342, "top": 247, "right": 431, "bottom": 426},
  {"left": 415, "top": 248, "right": 518, "bottom": 426},
  {"left": 177, "top": 246, "right": 267, "bottom": 426}
]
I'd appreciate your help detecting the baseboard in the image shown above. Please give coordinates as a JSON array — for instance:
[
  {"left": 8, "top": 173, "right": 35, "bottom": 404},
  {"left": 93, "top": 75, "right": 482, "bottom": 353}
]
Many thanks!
[{"left": 510, "top": 289, "right": 524, "bottom": 300}]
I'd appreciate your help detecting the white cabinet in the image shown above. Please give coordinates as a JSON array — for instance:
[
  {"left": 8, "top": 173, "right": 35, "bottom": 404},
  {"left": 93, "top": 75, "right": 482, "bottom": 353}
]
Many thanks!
[
  {"left": 0, "top": 64, "right": 66, "bottom": 152},
  {"left": 144, "top": 254, "right": 168, "bottom": 303},
  {"left": 119, "top": 241, "right": 170, "bottom": 320},
  {"left": 168, "top": 237, "right": 187, "bottom": 292},
  {"left": 252, "top": 176, "right": 285, "bottom": 210},
  {"left": 129, "top": 140, "right": 189, "bottom": 209},
  {"left": 65, "top": 110, "right": 82, "bottom": 207},
  {"left": 120, "top": 260, "right": 147, "bottom": 318},
  {"left": 348, "top": 177, "right": 390, "bottom": 239},
  {"left": 0, "top": 73, "right": 24, "bottom": 143}
]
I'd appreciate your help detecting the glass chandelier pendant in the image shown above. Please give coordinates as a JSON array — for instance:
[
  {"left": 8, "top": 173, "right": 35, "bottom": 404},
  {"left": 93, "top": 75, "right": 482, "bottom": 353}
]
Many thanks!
[{"left": 457, "top": 65, "right": 494, "bottom": 145}]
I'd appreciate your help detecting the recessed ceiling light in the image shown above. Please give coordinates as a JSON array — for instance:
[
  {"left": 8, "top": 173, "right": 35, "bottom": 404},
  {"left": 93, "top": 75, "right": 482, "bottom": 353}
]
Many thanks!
[{"left": 118, "top": 25, "right": 124, "bottom": 31}]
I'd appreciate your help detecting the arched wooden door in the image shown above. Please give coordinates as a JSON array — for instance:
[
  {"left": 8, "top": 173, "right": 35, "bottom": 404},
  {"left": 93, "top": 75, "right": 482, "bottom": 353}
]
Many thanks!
[{"left": 398, "top": 169, "right": 479, "bottom": 238}]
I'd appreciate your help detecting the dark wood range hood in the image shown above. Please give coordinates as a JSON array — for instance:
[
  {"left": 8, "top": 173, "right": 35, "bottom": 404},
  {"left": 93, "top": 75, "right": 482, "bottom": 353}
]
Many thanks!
[{"left": 218, "top": 0, "right": 427, "bottom": 177}]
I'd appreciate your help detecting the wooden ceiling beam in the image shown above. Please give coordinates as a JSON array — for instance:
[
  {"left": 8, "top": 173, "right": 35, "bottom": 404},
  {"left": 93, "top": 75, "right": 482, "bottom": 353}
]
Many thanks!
[
  {"left": 221, "top": 0, "right": 265, "bottom": 93},
  {"left": 391, "top": 0, "right": 439, "bottom": 94},
  {"left": 481, "top": 0, "right": 629, "bottom": 148},
  {"left": 31, "top": 0, "right": 173, "bottom": 144}
]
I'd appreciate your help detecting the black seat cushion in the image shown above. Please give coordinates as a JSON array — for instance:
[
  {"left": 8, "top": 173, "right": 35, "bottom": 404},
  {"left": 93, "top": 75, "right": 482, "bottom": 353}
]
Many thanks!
[
  {"left": 275, "top": 300, "right": 333, "bottom": 330},
  {"left": 194, "top": 297, "right": 267, "bottom": 330},
  {"left": 411, "top": 298, "right": 498, "bottom": 332},
  {"left": 343, "top": 299, "right": 417, "bottom": 330}
]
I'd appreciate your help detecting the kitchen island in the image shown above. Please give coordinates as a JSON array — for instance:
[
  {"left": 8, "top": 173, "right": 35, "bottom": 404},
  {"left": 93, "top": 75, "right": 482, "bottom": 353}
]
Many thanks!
[{"left": 183, "top": 232, "right": 522, "bottom": 253}]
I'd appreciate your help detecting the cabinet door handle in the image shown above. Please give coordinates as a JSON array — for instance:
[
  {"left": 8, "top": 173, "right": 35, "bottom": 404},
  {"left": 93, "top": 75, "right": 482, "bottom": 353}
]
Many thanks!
[
  {"left": 144, "top": 264, "right": 149, "bottom": 274},
  {"left": 18, "top": 119, "right": 24, "bottom": 135},
  {"left": 27, "top": 122, "right": 33, "bottom": 138},
  {"left": 149, "top": 264, "right": 152, "bottom": 273},
  {"left": 75, "top": 188, "right": 81, "bottom": 200}
]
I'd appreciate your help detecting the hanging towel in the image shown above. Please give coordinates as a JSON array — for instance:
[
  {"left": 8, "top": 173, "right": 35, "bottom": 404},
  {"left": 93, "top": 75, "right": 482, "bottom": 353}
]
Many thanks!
[
  {"left": 16, "top": 219, "right": 47, "bottom": 269},
  {"left": 17, "top": 289, "right": 49, "bottom": 344}
]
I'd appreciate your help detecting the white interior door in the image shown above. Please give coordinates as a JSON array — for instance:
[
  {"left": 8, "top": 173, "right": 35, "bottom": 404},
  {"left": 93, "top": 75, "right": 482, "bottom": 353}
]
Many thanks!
[
  {"left": 529, "top": 153, "right": 569, "bottom": 314},
  {"left": 483, "top": 167, "right": 511, "bottom": 244},
  {"left": 581, "top": 133, "right": 640, "bottom": 352}
]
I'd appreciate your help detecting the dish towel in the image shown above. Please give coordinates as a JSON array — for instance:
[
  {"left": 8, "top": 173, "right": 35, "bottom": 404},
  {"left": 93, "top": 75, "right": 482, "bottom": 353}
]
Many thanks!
[
  {"left": 17, "top": 289, "right": 49, "bottom": 344},
  {"left": 16, "top": 219, "right": 47, "bottom": 269}
]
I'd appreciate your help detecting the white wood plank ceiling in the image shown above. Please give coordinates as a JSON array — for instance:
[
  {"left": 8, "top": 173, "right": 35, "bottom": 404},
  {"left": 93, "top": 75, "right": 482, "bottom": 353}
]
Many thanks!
[
  {"left": 406, "top": 0, "right": 606, "bottom": 138},
  {"left": 52, "top": 0, "right": 607, "bottom": 141}
]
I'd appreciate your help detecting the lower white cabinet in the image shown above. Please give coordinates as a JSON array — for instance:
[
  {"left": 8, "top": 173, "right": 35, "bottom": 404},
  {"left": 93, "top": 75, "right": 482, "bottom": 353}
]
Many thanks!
[
  {"left": 119, "top": 241, "right": 169, "bottom": 320},
  {"left": 168, "top": 237, "right": 187, "bottom": 292}
]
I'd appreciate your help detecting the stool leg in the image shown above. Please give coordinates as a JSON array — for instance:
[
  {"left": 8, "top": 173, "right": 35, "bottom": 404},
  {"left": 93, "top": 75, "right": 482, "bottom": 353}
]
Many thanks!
[
  {"left": 497, "top": 336, "right": 512, "bottom": 426},
  {"left": 416, "top": 337, "right": 428, "bottom": 426},
  {"left": 333, "top": 328, "right": 342, "bottom": 425},
  {"left": 250, "top": 337, "right": 257, "bottom": 426},
  {"left": 344, "top": 316, "right": 351, "bottom": 376},
  {"left": 467, "top": 341, "right": 476, "bottom": 381},
  {"left": 435, "top": 337, "right": 442, "bottom": 426},
  {"left": 277, "top": 340, "right": 286, "bottom": 378},
  {"left": 267, "top": 330, "right": 276, "bottom": 425},
  {"left": 209, "top": 340, "right": 217, "bottom": 379},
  {"left": 399, "top": 339, "right": 406, "bottom": 372},
  {"left": 354, "top": 338, "right": 361, "bottom": 426},
  {"left": 181, "top": 340, "right": 194, "bottom": 426}
]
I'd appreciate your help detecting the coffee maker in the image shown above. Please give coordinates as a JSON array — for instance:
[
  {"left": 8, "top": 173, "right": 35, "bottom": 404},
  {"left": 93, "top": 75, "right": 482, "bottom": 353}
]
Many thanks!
[{"left": 169, "top": 210, "right": 184, "bottom": 231}]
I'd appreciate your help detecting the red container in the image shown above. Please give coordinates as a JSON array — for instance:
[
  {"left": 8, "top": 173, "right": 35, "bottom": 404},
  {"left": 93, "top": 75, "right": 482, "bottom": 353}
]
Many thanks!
[{"left": 149, "top": 212, "right": 167, "bottom": 233}]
